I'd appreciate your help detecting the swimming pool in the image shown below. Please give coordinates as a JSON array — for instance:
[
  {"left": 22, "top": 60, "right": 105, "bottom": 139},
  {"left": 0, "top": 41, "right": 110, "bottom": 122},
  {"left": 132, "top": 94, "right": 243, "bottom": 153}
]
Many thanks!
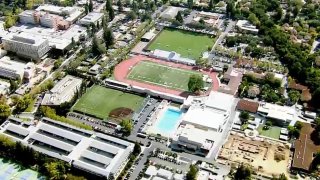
[{"left": 154, "top": 108, "right": 182, "bottom": 135}]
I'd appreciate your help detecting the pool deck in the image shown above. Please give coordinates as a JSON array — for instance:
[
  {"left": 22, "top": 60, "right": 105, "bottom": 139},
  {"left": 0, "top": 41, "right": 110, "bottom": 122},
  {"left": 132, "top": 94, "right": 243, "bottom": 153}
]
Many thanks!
[{"left": 145, "top": 101, "right": 184, "bottom": 138}]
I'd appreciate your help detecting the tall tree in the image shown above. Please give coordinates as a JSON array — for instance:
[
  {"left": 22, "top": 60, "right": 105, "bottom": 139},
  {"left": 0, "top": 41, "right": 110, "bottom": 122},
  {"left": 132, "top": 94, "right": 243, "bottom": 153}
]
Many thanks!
[
  {"left": 103, "top": 26, "right": 114, "bottom": 49},
  {"left": 0, "top": 102, "right": 11, "bottom": 121},
  {"left": 92, "top": 35, "right": 104, "bottom": 56},
  {"left": 186, "top": 164, "right": 198, "bottom": 180},
  {"left": 88, "top": 0, "right": 93, "bottom": 12},
  {"left": 108, "top": 7, "right": 115, "bottom": 21},
  {"left": 175, "top": 11, "right": 183, "bottom": 23},
  {"left": 208, "top": 0, "right": 214, "bottom": 10},
  {"left": 117, "top": 0, "right": 123, "bottom": 12},
  {"left": 187, "top": 0, "right": 193, "bottom": 9}
]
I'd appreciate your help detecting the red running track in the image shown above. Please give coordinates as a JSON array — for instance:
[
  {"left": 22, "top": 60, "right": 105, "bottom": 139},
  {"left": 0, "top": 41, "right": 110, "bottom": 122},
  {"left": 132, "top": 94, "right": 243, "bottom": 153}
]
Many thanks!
[{"left": 114, "top": 55, "right": 219, "bottom": 97}]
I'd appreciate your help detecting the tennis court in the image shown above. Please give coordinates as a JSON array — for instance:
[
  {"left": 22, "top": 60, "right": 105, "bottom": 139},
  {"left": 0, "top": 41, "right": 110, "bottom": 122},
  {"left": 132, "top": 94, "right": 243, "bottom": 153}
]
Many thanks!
[{"left": 0, "top": 158, "right": 44, "bottom": 180}]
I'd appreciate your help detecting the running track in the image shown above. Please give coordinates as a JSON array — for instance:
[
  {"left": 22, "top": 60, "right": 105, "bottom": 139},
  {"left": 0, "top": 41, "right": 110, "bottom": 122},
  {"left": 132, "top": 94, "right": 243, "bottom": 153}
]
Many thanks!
[{"left": 114, "top": 55, "right": 219, "bottom": 97}]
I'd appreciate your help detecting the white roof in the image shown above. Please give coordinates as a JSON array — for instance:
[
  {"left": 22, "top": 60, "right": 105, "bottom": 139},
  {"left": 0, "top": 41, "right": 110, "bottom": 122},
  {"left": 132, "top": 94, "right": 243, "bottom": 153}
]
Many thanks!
[
  {"left": 183, "top": 107, "right": 227, "bottom": 131},
  {"left": 258, "top": 103, "right": 296, "bottom": 122},
  {"left": 0, "top": 118, "right": 134, "bottom": 178},
  {"left": 0, "top": 56, "right": 26, "bottom": 76},
  {"left": 42, "top": 75, "right": 82, "bottom": 105},
  {"left": 145, "top": 166, "right": 157, "bottom": 176},
  {"left": 205, "top": 91, "right": 234, "bottom": 112},
  {"left": 157, "top": 168, "right": 173, "bottom": 179},
  {"left": 80, "top": 12, "right": 103, "bottom": 24},
  {"left": 161, "top": 6, "right": 179, "bottom": 19},
  {"left": 177, "top": 124, "right": 216, "bottom": 144}
]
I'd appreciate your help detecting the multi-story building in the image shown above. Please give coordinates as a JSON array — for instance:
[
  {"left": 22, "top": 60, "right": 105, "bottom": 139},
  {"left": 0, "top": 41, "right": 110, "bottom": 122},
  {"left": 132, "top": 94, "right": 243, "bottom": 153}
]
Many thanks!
[
  {"left": 0, "top": 56, "right": 35, "bottom": 80},
  {"left": 19, "top": 10, "right": 40, "bottom": 25},
  {"left": 2, "top": 32, "right": 50, "bottom": 60},
  {"left": 41, "top": 75, "right": 83, "bottom": 106},
  {"left": 79, "top": 12, "right": 104, "bottom": 26},
  {"left": 0, "top": 117, "right": 134, "bottom": 178}
]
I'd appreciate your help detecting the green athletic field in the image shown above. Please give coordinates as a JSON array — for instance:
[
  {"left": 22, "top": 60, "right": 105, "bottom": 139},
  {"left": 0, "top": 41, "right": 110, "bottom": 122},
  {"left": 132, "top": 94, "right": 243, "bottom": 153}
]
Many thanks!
[
  {"left": 72, "top": 86, "right": 145, "bottom": 120},
  {"left": 127, "top": 61, "right": 202, "bottom": 91},
  {"left": 147, "top": 28, "right": 214, "bottom": 59}
]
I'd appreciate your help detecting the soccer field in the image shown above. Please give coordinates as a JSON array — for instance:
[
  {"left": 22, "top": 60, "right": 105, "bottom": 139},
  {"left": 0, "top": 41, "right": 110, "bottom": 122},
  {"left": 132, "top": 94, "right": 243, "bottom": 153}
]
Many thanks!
[
  {"left": 72, "top": 86, "right": 145, "bottom": 120},
  {"left": 147, "top": 28, "right": 214, "bottom": 59},
  {"left": 127, "top": 61, "right": 202, "bottom": 91}
]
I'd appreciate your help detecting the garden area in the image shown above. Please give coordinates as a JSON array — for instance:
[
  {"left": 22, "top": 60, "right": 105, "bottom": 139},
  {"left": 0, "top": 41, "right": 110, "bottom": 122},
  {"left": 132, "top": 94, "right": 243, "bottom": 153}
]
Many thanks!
[{"left": 257, "top": 125, "right": 281, "bottom": 139}]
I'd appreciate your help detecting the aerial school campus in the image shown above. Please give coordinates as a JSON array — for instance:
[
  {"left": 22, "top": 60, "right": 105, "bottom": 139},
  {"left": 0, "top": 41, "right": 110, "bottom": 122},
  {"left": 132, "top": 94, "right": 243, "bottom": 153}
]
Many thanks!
[{"left": 0, "top": 0, "right": 320, "bottom": 180}]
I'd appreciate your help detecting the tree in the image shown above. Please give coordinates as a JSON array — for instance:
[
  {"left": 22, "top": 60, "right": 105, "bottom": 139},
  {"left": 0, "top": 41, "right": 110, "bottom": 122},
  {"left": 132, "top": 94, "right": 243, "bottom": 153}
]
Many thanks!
[
  {"left": 272, "top": 173, "right": 288, "bottom": 180},
  {"left": 188, "top": 74, "right": 204, "bottom": 93},
  {"left": 288, "top": 90, "right": 300, "bottom": 104},
  {"left": 103, "top": 26, "right": 114, "bottom": 49},
  {"left": 187, "top": 0, "right": 193, "bottom": 9},
  {"left": 234, "top": 164, "right": 251, "bottom": 180},
  {"left": 88, "top": 0, "right": 93, "bottom": 12},
  {"left": 9, "top": 80, "right": 19, "bottom": 93},
  {"left": 208, "top": 0, "right": 214, "bottom": 10},
  {"left": 312, "top": 88, "right": 320, "bottom": 108},
  {"left": 239, "top": 111, "right": 249, "bottom": 124},
  {"left": 186, "top": 164, "right": 198, "bottom": 180},
  {"left": 108, "top": 7, "right": 115, "bottom": 21},
  {"left": 175, "top": 11, "right": 183, "bottom": 24},
  {"left": 133, "top": 142, "right": 141, "bottom": 156},
  {"left": 196, "top": 58, "right": 209, "bottom": 68},
  {"left": 127, "top": 11, "right": 137, "bottom": 20},
  {"left": 91, "top": 35, "right": 105, "bottom": 56},
  {"left": 117, "top": 0, "right": 123, "bottom": 12},
  {"left": 120, "top": 119, "right": 133, "bottom": 136},
  {"left": 0, "top": 102, "right": 11, "bottom": 121}
]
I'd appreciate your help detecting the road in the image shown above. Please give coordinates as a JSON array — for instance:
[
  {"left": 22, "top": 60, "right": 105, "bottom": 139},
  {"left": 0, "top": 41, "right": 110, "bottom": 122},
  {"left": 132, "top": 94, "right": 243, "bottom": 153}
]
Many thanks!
[{"left": 211, "top": 19, "right": 236, "bottom": 51}]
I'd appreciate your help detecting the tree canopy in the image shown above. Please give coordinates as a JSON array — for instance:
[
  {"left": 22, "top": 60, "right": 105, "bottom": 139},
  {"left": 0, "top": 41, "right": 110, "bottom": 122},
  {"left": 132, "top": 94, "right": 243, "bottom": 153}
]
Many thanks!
[
  {"left": 186, "top": 164, "right": 198, "bottom": 180},
  {"left": 188, "top": 74, "right": 204, "bottom": 93},
  {"left": 234, "top": 164, "right": 252, "bottom": 180}
]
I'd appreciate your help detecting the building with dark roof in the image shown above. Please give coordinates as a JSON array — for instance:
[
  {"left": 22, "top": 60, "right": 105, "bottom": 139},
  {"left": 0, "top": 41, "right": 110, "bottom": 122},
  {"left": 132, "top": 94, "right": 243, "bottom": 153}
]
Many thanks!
[
  {"left": 292, "top": 123, "right": 320, "bottom": 173},
  {"left": 236, "top": 99, "right": 259, "bottom": 113}
]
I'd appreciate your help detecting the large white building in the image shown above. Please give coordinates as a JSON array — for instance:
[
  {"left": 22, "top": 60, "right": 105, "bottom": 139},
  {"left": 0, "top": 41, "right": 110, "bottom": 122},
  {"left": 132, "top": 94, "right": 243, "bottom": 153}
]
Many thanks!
[
  {"left": 79, "top": 12, "right": 104, "bottom": 26},
  {"left": 173, "top": 92, "right": 234, "bottom": 155},
  {"left": 236, "top": 20, "right": 259, "bottom": 34},
  {"left": 0, "top": 56, "right": 35, "bottom": 80},
  {"left": 0, "top": 117, "right": 134, "bottom": 178},
  {"left": 257, "top": 102, "right": 297, "bottom": 126},
  {"left": 2, "top": 32, "right": 50, "bottom": 60},
  {"left": 42, "top": 75, "right": 82, "bottom": 106},
  {"left": 35, "top": 5, "right": 83, "bottom": 23}
]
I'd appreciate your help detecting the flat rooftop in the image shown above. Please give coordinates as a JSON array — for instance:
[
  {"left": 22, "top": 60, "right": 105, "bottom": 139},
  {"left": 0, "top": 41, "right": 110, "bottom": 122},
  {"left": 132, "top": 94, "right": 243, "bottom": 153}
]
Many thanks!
[
  {"left": 0, "top": 56, "right": 26, "bottom": 74},
  {"left": 0, "top": 117, "right": 134, "bottom": 178},
  {"left": 3, "top": 32, "right": 48, "bottom": 46},
  {"left": 42, "top": 75, "right": 83, "bottom": 105}
]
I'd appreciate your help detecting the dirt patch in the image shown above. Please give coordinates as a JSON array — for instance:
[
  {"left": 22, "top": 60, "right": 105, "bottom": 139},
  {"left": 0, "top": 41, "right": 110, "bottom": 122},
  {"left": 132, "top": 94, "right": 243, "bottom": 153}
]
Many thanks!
[{"left": 108, "top": 107, "right": 134, "bottom": 120}]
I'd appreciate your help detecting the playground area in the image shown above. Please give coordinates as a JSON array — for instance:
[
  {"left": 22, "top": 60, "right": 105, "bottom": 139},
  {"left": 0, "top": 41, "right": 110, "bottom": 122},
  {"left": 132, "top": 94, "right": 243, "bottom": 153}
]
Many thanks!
[
  {"left": 217, "top": 135, "right": 290, "bottom": 177},
  {"left": 0, "top": 158, "right": 44, "bottom": 180},
  {"left": 114, "top": 55, "right": 219, "bottom": 97}
]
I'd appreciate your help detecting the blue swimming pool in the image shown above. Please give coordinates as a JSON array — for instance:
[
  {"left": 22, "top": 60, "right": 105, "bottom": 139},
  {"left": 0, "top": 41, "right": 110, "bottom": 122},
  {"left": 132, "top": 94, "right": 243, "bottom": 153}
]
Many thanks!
[{"left": 155, "top": 108, "right": 182, "bottom": 135}]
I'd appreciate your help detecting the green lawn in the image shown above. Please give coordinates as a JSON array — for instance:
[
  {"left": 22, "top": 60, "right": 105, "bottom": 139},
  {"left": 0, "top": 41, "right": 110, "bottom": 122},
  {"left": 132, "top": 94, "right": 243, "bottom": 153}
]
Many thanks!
[
  {"left": 128, "top": 61, "right": 203, "bottom": 91},
  {"left": 258, "top": 125, "right": 281, "bottom": 139},
  {"left": 147, "top": 28, "right": 214, "bottom": 59},
  {"left": 72, "top": 86, "right": 145, "bottom": 120}
]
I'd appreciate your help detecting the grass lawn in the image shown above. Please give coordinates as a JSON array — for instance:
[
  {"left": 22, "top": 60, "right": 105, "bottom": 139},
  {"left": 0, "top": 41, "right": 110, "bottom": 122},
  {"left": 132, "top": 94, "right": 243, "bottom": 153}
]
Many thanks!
[
  {"left": 258, "top": 125, "right": 281, "bottom": 139},
  {"left": 147, "top": 28, "right": 214, "bottom": 59},
  {"left": 72, "top": 86, "right": 145, "bottom": 120},
  {"left": 128, "top": 60, "right": 203, "bottom": 91}
]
